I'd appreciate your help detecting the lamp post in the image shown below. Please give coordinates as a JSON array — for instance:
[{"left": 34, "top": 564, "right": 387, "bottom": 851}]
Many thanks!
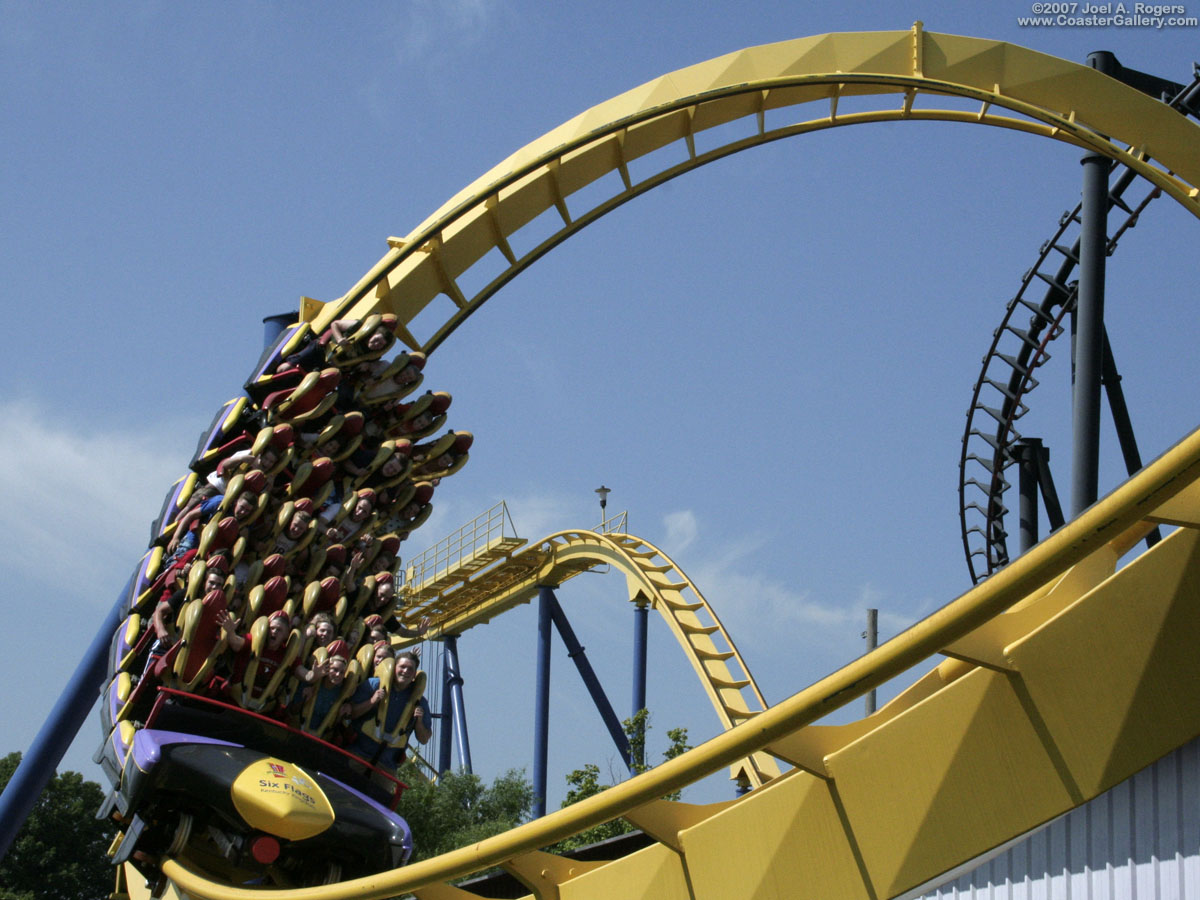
[{"left": 595, "top": 484, "right": 610, "bottom": 529}]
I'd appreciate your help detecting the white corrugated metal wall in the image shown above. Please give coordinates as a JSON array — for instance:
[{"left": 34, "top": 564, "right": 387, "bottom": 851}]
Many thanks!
[{"left": 911, "top": 736, "right": 1200, "bottom": 900}]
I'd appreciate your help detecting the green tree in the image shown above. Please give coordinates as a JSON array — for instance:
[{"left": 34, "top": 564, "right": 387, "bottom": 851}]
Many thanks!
[
  {"left": 554, "top": 763, "right": 630, "bottom": 849},
  {"left": 551, "top": 710, "right": 690, "bottom": 852},
  {"left": 0, "top": 753, "right": 117, "bottom": 900},
  {"left": 395, "top": 764, "right": 534, "bottom": 861}
]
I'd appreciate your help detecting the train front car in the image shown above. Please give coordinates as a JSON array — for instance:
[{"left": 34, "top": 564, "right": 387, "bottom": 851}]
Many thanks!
[
  {"left": 103, "top": 690, "right": 411, "bottom": 885},
  {"left": 95, "top": 313, "right": 467, "bottom": 890}
]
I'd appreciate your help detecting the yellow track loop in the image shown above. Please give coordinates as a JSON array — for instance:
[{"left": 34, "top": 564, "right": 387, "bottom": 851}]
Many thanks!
[
  {"left": 163, "top": 422, "right": 1200, "bottom": 900},
  {"left": 401, "top": 528, "right": 779, "bottom": 787},
  {"left": 541, "top": 531, "right": 780, "bottom": 788},
  {"left": 307, "top": 25, "right": 1200, "bottom": 351}
]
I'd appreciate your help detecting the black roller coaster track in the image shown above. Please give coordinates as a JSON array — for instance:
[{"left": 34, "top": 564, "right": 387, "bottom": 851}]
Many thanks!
[{"left": 959, "top": 65, "right": 1200, "bottom": 585}]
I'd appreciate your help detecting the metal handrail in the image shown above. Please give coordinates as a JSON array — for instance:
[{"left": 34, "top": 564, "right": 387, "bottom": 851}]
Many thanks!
[
  {"left": 594, "top": 510, "right": 627, "bottom": 535},
  {"left": 403, "top": 502, "right": 521, "bottom": 588}
]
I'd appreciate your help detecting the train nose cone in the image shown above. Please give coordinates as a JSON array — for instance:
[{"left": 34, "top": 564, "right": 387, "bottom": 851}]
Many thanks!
[{"left": 230, "top": 757, "right": 335, "bottom": 840}]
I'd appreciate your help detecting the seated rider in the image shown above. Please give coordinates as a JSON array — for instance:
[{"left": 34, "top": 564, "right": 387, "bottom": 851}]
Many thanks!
[
  {"left": 344, "top": 533, "right": 400, "bottom": 583},
  {"left": 214, "top": 609, "right": 303, "bottom": 714},
  {"left": 164, "top": 492, "right": 223, "bottom": 558},
  {"left": 260, "top": 498, "right": 316, "bottom": 558},
  {"left": 305, "top": 611, "right": 338, "bottom": 649},
  {"left": 348, "top": 651, "right": 431, "bottom": 770},
  {"left": 142, "top": 553, "right": 226, "bottom": 677},
  {"left": 363, "top": 614, "right": 388, "bottom": 645},
  {"left": 348, "top": 574, "right": 429, "bottom": 645},
  {"left": 206, "top": 430, "right": 290, "bottom": 492},
  {"left": 369, "top": 639, "right": 393, "bottom": 673},
  {"left": 321, "top": 488, "right": 377, "bottom": 545},
  {"left": 166, "top": 473, "right": 265, "bottom": 557},
  {"left": 355, "top": 351, "right": 427, "bottom": 404},
  {"left": 299, "top": 640, "right": 371, "bottom": 740},
  {"left": 276, "top": 317, "right": 396, "bottom": 374}
]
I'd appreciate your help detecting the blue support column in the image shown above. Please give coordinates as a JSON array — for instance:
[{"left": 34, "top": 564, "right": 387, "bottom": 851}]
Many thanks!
[
  {"left": 631, "top": 602, "right": 649, "bottom": 768},
  {"left": 1072, "top": 148, "right": 1109, "bottom": 517},
  {"left": 261, "top": 312, "right": 294, "bottom": 349},
  {"left": 0, "top": 571, "right": 134, "bottom": 861},
  {"left": 1017, "top": 439, "right": 1044, "bottom": 554},
  {"left": 545, "top": 590, "right": 632, "bottom": 771},
  {"left": 533, "top": 588, "right": 554, "bottom": 817},
  {"left": 437, "top": 646, "right": 453, "bottom": 775},
  {"left": 442, "top": 634, "right": 472, "bottom": 773},
  {"left": 1071, "top": 50, "right": 1114, "bottom": 518}
]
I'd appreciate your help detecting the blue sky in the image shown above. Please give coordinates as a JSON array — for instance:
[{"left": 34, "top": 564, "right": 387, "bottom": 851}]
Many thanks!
[{"left": 2, "top": 0, "right": 1197, "bottom": 813}]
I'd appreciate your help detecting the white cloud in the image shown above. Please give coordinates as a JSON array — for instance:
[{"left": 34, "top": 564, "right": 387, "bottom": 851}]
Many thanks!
[
  {"left": 0, "top": 399, "right": 192, "bottom": 599},
  {"left": 693, "top": 564, "right": 840, "bottom": 629},
  {"left": 672, "top": 526, "right": 921, "bottom": 644},
  {"left": 663, "top": 509, "right": 697, "bottom": 551},
  {"left": 857, "top": 583, "right": 920, "bottom": 637},
  {"left": 390, "top": 0, "right": 497, "bottom": 63}
]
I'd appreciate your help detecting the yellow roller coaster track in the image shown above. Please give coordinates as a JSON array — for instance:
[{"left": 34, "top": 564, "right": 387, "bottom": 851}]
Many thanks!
[
  {"left": 303, "top": 24, "right": 1200, "bottom": 352},
  {"left": 156, "top": 26, "right": 1200, "bottom": 900},
  {"left": 398, "top": 529, "right": 781, "bottom": 788}
]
